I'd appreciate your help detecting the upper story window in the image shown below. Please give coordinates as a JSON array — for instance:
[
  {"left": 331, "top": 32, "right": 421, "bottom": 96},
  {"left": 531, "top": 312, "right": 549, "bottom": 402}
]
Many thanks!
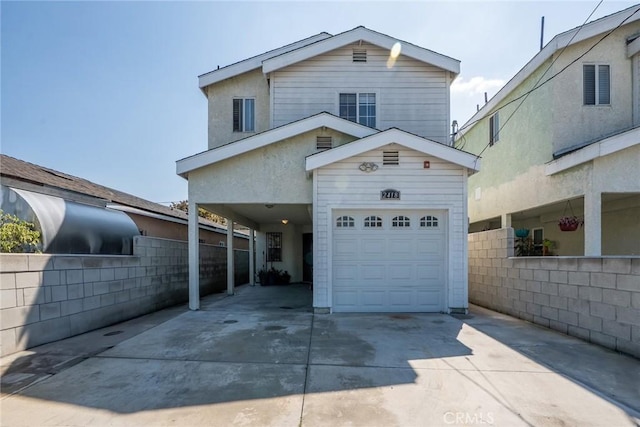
[
  {"left": 339, "top": 93, "right": 376, "bottom": 128},
  {"left": 233, "top": 98, "right": 255, "bottom": 132},
  {"left": 489, "top": 112, "right": 499, "bottom": 146},
  {"left": 583, "top": 64, "right": 610, "bottom": 105}
]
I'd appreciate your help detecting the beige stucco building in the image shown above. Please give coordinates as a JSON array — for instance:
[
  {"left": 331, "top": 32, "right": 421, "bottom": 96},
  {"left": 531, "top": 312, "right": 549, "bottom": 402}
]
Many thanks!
[
  {"left": 456, "top": 6, "right": 640, "bottom": 256},
  {"left": 178, "top": 27, "right": 480, "bottom": 313}
]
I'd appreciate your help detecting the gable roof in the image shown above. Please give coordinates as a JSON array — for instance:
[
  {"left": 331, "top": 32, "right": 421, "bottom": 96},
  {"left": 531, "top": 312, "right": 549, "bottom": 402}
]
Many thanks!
[
  {"left": 306, "top": 128, "right": 480, "bottom": 172},
  {"left": 198, "top": 32, "right": 331, "bottom": 91},
  {"left": 176, "top": 112, "right": 378, "bottom": 177},
  {"left": 262, "top": 26, "right": 460, "bottom": 75},
  {"left": 459, "top": 4, "right": 640, "bottom": 136},
  {"left": 0, "top": 154, "right": 220, "bottom": 229},
  {"left": 198, "top": 26, "right": 460, "bottom": 91}
]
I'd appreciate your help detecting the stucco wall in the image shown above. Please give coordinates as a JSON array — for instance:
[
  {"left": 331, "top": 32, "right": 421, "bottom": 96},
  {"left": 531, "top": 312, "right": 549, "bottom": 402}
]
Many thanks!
[
  {"left": 189, "top": 128, "right": 358, "bottom": 204},
  {"left": 550, "top": 22, "right": 639, "bottom": 154},
  {"left": 206, "top": 69, "right": 270, "bottom": 149},
  {"left": 313, "top": 144, "right": 468, "bottom": 310},
  {"left": 0, "top": 236, "right": 250, "bottom": 357},
  {"left": 468, "top": 228, "right": 640, "bottom": 359}
]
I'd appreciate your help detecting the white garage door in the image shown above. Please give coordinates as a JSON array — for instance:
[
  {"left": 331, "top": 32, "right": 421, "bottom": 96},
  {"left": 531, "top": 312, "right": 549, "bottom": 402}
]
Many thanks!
[{"left": 332, "top": 210, "right": 447, "bottom": 313}]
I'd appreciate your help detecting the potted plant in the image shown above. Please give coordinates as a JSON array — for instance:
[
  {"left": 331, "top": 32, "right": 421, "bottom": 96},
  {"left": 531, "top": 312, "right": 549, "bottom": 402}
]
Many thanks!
[
  {"left": 558, "top": 216, "right": 582, "bottom": 232},
  {"left": 542, "top": 239, "right": 555, "bottom": 256},
  {"left": 514, "top": 228, "right": 530, "bottom": 238},
  {"left": 257, "top": 267, "right": 291, "bottom": 286}
]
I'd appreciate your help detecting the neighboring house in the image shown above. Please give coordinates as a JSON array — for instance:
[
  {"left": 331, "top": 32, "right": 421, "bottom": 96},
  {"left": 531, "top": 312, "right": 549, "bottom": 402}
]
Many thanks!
[
  {"left": 0, "top": 154, "right": 248, "bottom": 254},
  {"left": 177, "top": 27, "right": 479, "bottom": 313},
  {"left": 456, "top": 6, "right": 640, "bottom": 256}
]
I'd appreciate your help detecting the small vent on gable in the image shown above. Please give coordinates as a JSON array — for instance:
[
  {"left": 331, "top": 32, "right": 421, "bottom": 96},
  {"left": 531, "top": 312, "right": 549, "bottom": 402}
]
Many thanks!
[
  {"left": 316, "top": 136, "right": 333, "bottom": 150},
  {"left": 383, "top": 150, "right": 399, "bottom": 165},
  {"left": 352, "top": 49, "right": 367, "bottom": 63}
]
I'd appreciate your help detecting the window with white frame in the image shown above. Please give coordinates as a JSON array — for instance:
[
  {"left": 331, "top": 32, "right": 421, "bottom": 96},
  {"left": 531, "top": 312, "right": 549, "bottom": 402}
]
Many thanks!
[
  {"left": 339, "top": 93, "right": 376, "bottom": 128},
  {"left": 583, "top": 64, "right": 610, "bottom": 105},
  {"left": 532, "top": 227, "right": 544, "bottom": 255},
  {"left": 233, "top": 98, "right": 255, "bottom": 132},
  {"left": 420, "top": 215, "right": 438, "bottom": 227},
  {"left": 364, "top": 216, "right": 383, "bottom": 228},
  {"left": 336, "top": 216, "right": 355, "bottom": 228},
  {"left": 489, "top": 112, "right": 499, "bottom": 146},
  {"left": 392, "top": 216, "right": 410, "bottom": 227}
]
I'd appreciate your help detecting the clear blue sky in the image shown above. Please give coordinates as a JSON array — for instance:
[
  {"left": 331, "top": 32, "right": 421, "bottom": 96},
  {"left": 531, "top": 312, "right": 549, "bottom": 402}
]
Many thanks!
[{"left": 2, "top": 1, "right": 637, "bottom": 205}]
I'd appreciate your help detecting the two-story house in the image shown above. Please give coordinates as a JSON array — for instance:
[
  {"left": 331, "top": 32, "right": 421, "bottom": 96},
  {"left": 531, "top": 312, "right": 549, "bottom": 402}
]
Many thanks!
[
  {"left": 456, "top": 6, "right": 640, "bottom": 256},
  {"left": 177, "top": 27, "right": 479, "bottom": 313}
]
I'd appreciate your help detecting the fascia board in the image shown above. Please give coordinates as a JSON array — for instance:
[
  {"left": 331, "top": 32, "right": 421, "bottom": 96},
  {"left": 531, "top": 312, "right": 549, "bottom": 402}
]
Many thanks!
[
  {"left": 176, "top": 113, "right": 377, "bottom": 176},
  {"left": 262, "top": 28, "right": 460, "bottom": 74},
  {"left": 198, "top": 33, "right": 332, "bottom": 89},
  {"left": 628, "top": 36, "right": 640, "bottom": 57},
  {"left": 546, "top": 127, "right": 640, "bottom": 175},
  {"left": 460, "top": 6, "right": 640, "bottom": 136},
  {"left": 306, "top": 129, "right": 479, "bottom": 171}
]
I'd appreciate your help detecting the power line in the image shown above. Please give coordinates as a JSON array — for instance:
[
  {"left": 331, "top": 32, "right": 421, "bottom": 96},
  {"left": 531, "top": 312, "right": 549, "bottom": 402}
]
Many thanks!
[{"left": 459, "top": 3, "right": 640, "bottom": 160}]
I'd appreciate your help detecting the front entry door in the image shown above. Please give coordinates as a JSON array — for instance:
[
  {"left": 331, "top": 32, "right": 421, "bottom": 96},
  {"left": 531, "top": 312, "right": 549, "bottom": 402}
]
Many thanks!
[{"left": 302, "top": 233, "right": 313, "bottom": 283}]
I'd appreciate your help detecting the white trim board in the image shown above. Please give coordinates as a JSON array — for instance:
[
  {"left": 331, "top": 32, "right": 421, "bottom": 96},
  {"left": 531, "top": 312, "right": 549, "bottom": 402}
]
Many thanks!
[
  {"left": 546, "top": 126, "right": 640, "bottom": 175},
  {"left": 176, "top": 113, "right": 378, "bottom": 176},
  {"left": 306, "top": 128, "right": 480, "bottom": 172},
  {"left": 262, "top": 26, "right": 460, "bottom": 75},
  {"left": 198, "top": 32, "right": 331, "bottom": 91}
]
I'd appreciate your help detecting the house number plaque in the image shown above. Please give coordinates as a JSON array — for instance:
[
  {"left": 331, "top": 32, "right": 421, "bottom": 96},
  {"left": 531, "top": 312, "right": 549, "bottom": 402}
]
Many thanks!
[{"left": 380, "top": 189, "right": 400, "bottom": 200}]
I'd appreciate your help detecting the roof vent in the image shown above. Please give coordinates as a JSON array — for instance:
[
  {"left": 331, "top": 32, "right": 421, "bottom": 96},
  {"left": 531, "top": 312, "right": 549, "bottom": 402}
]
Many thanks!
[
  {"left": 316, "top": 136, "right": 333, "bottom": 150},
  {"left": 383, "top": 150, "right": 399, "bottom": 165},
  {"left": 352, "top": 49, "right": 367, "bottom": 63}
]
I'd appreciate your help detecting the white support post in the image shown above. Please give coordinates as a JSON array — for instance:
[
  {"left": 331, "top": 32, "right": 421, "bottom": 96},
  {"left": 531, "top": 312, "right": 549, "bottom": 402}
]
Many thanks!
[
  {"left": 188, "top": 200, "right": 200, "bottom": 310},
  {"left": 249, "top": 229, "right": 255, "bottom": 286},
  {"left": 227, "top": 219, "right": 235, "bottom": 295},
  {"left": 501, "top": 213, "right": 512, "bottom": 229},
  {"left": 584, "top": 192, "right": 602, "bottom": 256}
]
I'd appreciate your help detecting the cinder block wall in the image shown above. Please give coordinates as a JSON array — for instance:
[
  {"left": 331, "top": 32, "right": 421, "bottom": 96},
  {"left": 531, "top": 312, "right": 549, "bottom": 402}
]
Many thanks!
[
  {"left": 0, "top": 236, "right": 250, "bottom": 356},
  {"left": 468, "top": 228, "right": 640, "bottom": 358}
]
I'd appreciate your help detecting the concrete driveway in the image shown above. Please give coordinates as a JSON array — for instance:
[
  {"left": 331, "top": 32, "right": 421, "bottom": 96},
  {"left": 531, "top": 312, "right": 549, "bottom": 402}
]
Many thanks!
[{"left": 1, "top": 283, "right": 639, "bottom": 426}]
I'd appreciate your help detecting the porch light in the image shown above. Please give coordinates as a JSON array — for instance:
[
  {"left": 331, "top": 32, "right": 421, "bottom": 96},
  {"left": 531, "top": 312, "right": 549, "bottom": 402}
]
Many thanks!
[
  {"left": 265, "top": 204, "right": 274, "bottom": 209},
  {"left": 281, "top": 219, "right": 289, "bottom": 225}
]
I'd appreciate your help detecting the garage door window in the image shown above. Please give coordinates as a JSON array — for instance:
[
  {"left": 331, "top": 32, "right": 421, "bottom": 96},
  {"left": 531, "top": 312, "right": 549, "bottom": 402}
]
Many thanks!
[
  {"left": 364, "top": 216, "right": 383, "bottom": 228},
  {"left": 392, "top": 216, "right": 410, "bottom": 227},
  {"left": 336, "top": 216, "right": 355, "bottom": 227},
  {"left": 420, "top": 215, "right": 438, "bottom": 227}
]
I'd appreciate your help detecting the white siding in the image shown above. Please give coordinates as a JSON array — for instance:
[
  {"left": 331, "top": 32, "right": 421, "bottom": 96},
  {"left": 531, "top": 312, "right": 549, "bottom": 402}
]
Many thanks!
[
  {"left": 272, "top": 43, "right": 451, "bottom": 143},
  {"left": 312, "top": 144, "right": 468, "bottom": 311}
]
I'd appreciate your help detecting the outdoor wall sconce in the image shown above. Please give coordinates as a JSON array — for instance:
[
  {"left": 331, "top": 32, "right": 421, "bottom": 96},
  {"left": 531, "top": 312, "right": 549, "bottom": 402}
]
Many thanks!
[
  {"left": 265, "top": 204, "right": 274, "bottom": 209},
  {"left": 281, "top": 219, "right": 289, "bottom": 225},
  {"left": 359, "top": 162, "right": 379, "bottom": 172}
]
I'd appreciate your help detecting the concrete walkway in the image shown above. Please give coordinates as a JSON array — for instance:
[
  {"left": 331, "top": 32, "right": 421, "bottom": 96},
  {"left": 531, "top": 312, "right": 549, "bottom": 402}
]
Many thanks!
[{"left": 1, "top": 284, "right": 639, "bottom": 426}]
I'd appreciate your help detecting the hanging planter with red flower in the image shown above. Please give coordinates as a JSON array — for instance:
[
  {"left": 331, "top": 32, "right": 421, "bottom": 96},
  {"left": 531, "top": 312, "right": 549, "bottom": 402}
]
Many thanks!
[{"left": 558, "top": 200, "right": 583, "bottom": 232}]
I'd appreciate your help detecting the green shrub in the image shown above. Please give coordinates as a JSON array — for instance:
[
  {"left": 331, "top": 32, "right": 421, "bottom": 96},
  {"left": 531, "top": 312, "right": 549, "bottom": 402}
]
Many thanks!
[{"left": 0, "top": 210, "right": 41, "bottom": 253}]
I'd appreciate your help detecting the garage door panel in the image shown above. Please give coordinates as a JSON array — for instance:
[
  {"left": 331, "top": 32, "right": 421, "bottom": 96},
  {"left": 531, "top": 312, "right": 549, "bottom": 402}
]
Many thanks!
[
  {"left": 417, "top": 264, "right": 444, "bottom": 281},
  {"left": 333, "top": 210, "right": 446, "bottom": 313},
  {"left": 362, "top": 291, "right": 385, "bottom": 307},
  {"left": 334, "top": 290, "right": 358, "bottom": 308},
  {"left": 361, "top": 264, "right": 385, "bottom": 280},
  {"left": 334, "top": 239, "right": 358, "bottom": 257},
  {"left": 389, "top": 291, "right": 413, "bottom": 306},
  {"left": 388, "top": 264, "right": 414, "bottom": 280}
]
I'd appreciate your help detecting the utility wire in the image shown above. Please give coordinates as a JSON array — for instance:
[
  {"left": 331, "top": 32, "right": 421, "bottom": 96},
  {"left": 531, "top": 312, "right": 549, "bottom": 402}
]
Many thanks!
[{"left": 459, "top": 3, "right": 640, "bottom": 161}]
